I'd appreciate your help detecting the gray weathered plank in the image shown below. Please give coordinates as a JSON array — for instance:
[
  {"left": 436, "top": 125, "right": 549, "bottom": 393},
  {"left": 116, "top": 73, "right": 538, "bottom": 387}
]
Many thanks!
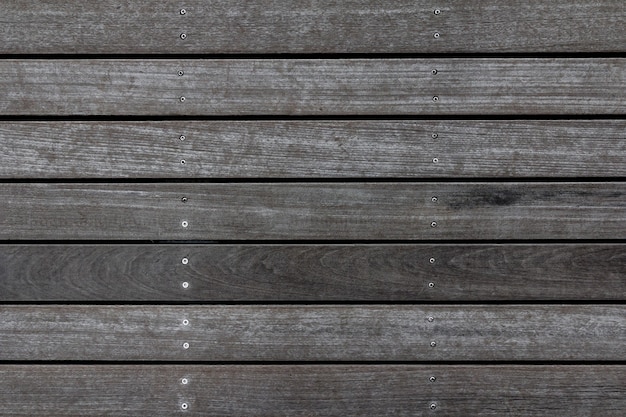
[
  {"left": 0, "top": 182, "right": 624, "bottom": 240},
  {"left": 0, "top": 365, "right": 624, "bottom": 416},
  {"left": 1, "top": 0, "right": 625, "bottom": 53},
  {"left": 0, "top": 244, "right": 623, "bottom": 301},
  {"left": 2, "top": 120, "right": 626, "bottom": 178},
  {"left": 0, "top": 305, "right": 623, "bottom": 361},
  {"left": 0, "top": 59, "right": 624, "bottom": 115}
]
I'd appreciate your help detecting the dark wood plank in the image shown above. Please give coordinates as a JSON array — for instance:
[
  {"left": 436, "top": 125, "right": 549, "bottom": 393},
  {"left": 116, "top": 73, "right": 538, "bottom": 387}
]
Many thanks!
[
  {"left": 0, "top": 59, "right": 624, "bottom": 115},
  {"left": 0, "top": 305, "right": 623, "bottom": 361},
  {"left": 2, "top": 120, "right": 625, "bottom": 178},
  {"left": 0, "top": 182, "right": 624, "bottom": 240},
  {"left": 1, "top": 365, "right": 624, "bottom": 416},
  {"left": 0, "top": 244, "right": 623, "bottom": 301},
  {"left": 1, "top": 0, "right": 625, "bottom": 53}
]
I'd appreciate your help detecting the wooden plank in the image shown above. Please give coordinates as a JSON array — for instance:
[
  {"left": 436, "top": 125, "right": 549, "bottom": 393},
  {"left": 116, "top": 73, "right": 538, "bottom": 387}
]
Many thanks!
[
  {"left": 0, "top": 59, "right": 624, "bottom": 116},
  {"left": 0, "top": 365, "right": 624, "bottom": 416},
  {"left": 1, "top": 0, "right": 625, "bottom": 53},
  {"left": 0, "top": 305, "right": 623, "bottom": 361},
  {"left": 0, "top": 244, "right": 623, "bottom": 301},
  {"left": 2, "top": 120, "right": 626, "bottom": 178},
  {"left": 0, "top": 182, "right": 624, "bottom": 240}
]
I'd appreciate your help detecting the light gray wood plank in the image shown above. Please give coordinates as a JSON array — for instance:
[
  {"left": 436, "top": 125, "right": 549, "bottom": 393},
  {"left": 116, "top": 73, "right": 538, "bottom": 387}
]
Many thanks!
[
  {"left": 2, "top": 120, "right": 626, "bottom": 178},
  {"left": 0, "top": 59, "right": 623, "bottom": 115},
  {"left": 0, "top": 244, "right": 624, "bottom": 301},
  {"left": 0, "top": 305, "right": 623, "bottom": 361},
  {"left": 0, "top": 365, "right": 624, "bottom": 416},
  {"left": 0, "top": 182, "right": 624, "bottom": 240},
  {"left": 1, "top": 0, "right": 625, "bottom": 53}
]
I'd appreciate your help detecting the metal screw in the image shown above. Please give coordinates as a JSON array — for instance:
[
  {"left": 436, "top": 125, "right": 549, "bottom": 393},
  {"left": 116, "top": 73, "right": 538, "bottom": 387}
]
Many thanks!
[
  {"left": 432, "top": 69, "right": 438, "bottom": 75},
  {"left": 433, "top": 32, "right": 440, "bottom": 39},
  {"left": 181, "top": 197, "right": 188, "bottom": 203},
  {"left": 432, "top": 96, "right": 439, "bottom": 102},
  {"left": 429, "top": 376, "right": 436, "bottom": 382},
  {"left": 431, "top": 196, "right": 438, "bottom": 203},
  {"left": 182, "top": 281, "right": 189, "bottom": 289},
  {"left": 432, "top": 133, "right": 438, "bottom": 139},
  {"left": 178, "top": 70, "right": 184, "bottom": 76},
  {"left": 434, "top": 9, "right": 441, "bottom": 15},
  {"left": 430, "top": 341, "right": 437, "bottom": 347},
  {"left": 181, "top": 220, "right": 189, "bottom": 228},
  {"left": 182, "top": 319, "right": 189, "bottom": 326},
  {"left": 427, "top": 316, "right": 434, "bottom": 322},
  {"left": 181, "top": 402, "right": 189, "bottom": 410},
  {"left": 428, "top": 282, "right": 435, "bottom": 288},
  {"left": 180, "top": 9, "right": 187, "bottom": 15},
  {"left": 179, "top": 135, "right": 186, "bottom": 141},
  {"left": 180, "top": 33, "right": 187, "bottom": 40},
  {"left": 181, "top": 378, "right": 189, "bottom": 385},
  {"left": 182, "top": 342, "right": 190, "bottom": 349},
  {"left": 182, "top": 257, "right": 189, "bottom": 264},
  {"left": 180, "top": 96, "right": 186, "bottom": 102},
  {"left": 430, "top": 403, "right": 437, "bottom": 410},
  {"left": 429, "top": 257, "right": 436, "bottom": 264},
  {"left": 432, "top": 157, "right": 439, "bottom": 163}
]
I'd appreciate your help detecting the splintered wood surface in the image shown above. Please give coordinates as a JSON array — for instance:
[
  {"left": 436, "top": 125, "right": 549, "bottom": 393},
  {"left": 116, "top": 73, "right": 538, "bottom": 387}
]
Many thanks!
[
  {"left": 1, "top": 0, "right": 625, "bottom": 53},
  {"left": 0, "top": 182, "right": 624, "bottom": 240},
  {"left": 1, "top": 120, "right": 625, "bottom": 178},
  {"left": 0, "top": 59, "right": 624, "bottom": 115},
  {"left": 0, "top": 305, "right": 623, "bottom": 361},
  {"left": 0, "top": 244, "right": 623, "bottom": 301},
  {"left": 0, "top": 365, "right": 624, "bottom": 416}
]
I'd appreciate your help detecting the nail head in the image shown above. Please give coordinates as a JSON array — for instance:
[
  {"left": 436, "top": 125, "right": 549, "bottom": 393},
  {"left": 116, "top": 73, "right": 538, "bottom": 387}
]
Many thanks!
[
  {"left": 431, "top": 196, "right": 438, "bottom": 202},
  {"left": 434, "top": 32, "right": 440, "bottom": 39},
  {"left": 181, "top": 402, "right": 189, "bottom": 410},
  {"left": 432, "top": 95, "right": 439, "bottom": 102},
  {"left": 430, "top": 403, "right": 437, "bottom": 410},
  {"left": 182, "top": 281, "right": 189, "bottom": 289},
  {"left": 178, "top": 70, "right": 184, "bottom": 76},
  {"left": 179, "top": 135, "right": 186, "bottom": 141},
  {"left": 432, "top": 133, "right": 438, "bottom": 139},
  {"left": 180, "top": 96, "right": 186, "bottom": 102},
  {"left": 431, "top": 221, "right": 438, "bottom": 228},
  {"left": 182, "top": 257, "right": 189, "bottom": 264},
  {"left": 428, "top": 282, "right": 435, "bottom": 288},
  {"left": 180, "top": 33, "right": 187, "bottom": 40},
  {"left": 432, "top": 69, "right": 438, "bottom": 75},
  {"left": 181, "top": 220, "right": 188, "bottom": 228},
  {"left": 429, "top": 257, "right": 436, "bottom": 264},
  {"left": 181, "top": 197, "right": 188, "bottom": 203},
  {"left": 181, "top": 378, "right": 189, "bottom": 385},
  {"left": 182, "top": 319, "right": 189, "bottom": 326},
  {"left": 182, "top": 342, "right": 190, "bottom": 349},
  {"left": 430, "top": 341, "right": 437, "bottom": 347},
  {"left": 427, "top": 316, "right": 434, "bottom": 322},
  {"left": 434, "top": 9, "right": 441, "bottom": 15},
  {"left": 180, "top": 9, "right": 187, "bottom": 15},
  {"left": 430, "top": 376, "right": 437, "bottom": 382}
]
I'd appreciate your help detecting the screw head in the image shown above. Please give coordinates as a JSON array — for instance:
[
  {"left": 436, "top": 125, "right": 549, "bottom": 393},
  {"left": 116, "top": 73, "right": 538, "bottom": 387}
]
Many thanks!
[
  {"left": 182, "top": 257, "right": 189, "bottom": 264},
  {"left": 430, "top": 341, "right": 437, "bottom": 347},
  {"left": 429, "top": 257, "right": 436, "bottom": 264},
  {"left": 182, "top": 319, "right": 190, "bottom": 326},
  {"left": 432, "top": 96, "right": 439, "bottom": 102},
  {"left": 180, "top": 8, "right": 187, "bottom": 15},
  {"left": 180, "top": 33, "right": 187, "bottom": 40},
  {"left": 431, "top": 196, "right": 438, "bottom": 203},
  {"left": 178, "top": 70, "right": 184, "bottom": 76},
  {"left": 429, "top": 376, "right": 436, "bottom": 382},
  {"left": 181, "top": 402, "right": 189, "bottom": 410},
  {"left": 434, "top": 9, "right": 441, "bottom": 15},
  {"left": 428, "top": 282, "right": 435, "bottom": 288},
  {"left": 431, "top": 69, "right": 438, "bottom": 75},
  {"left": 179, "top": 135, "right": 186, "bottom": 141},
  {"left": 182, "top": 281, "right": 189, "bottom": 289},
  {"left": 430, "top": 402, "right": 437, "bottom": 410},
  {"left": 432, "top": 133, "right": 438, "bottom": 139},
  {"left": 181, "top": 377, "right": 189, "bottom": 385},
  {"left": 434, "top": 32, "right": 440, "bottom": 39},
  {"left": 182, "top": 342, "right": 190, "bottom": 349},
  {"left": 181, "top": 220, "right": 189, "bottom": 228}
]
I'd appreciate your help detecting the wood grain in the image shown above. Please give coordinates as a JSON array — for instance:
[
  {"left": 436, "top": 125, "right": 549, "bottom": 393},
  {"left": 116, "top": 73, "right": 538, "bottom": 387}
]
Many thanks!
[
  {"left": 0, "top": 305, "right": 623, "bottom": 361},
  {"left": 0, "top": 182, "right": 624, "bottom": 240},
  {"left": 0, "top": 365, "right": 624, "bottom": 416},
  {"left": 0, "top": 244, "right": 623, "bottom": 301},
  {"left": 2, "top": 120, "right": 625, "bottom": 178},
  {"left": 0, "top": 59, "right": 624, "bottom": 115},
  {"left": 1, "top": 0, "right": 624, "bottom": 53}
]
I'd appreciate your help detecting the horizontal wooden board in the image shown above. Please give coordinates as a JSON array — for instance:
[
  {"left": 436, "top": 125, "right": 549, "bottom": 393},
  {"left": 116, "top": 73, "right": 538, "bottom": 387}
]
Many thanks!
[
  {"left": 0, "top": 365, "right": 624, "bottom": 416},
  {"left": 0, "top": 59, "right": 624, "bottom": 115},
  {"left": 0, "top": 244, "right": 623, "bottom": 301},
  {"left": 2, "top": 120, "right": 626, "bottom": 178},
  {"left": 0, "top": 182, "right": 624, "bottom": 240},
  {"left": 0, "top": 305, "right": 623, "bottom": 361},
  {"left": 1, "top": 0, "right": 625, "bottom": 53}
]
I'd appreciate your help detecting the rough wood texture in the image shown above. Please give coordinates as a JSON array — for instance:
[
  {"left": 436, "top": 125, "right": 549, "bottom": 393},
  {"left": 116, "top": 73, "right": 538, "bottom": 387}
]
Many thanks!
[
  {"left": 0, "top": 59, "right": 624, "bottom": 115},
  {"left": 1, "top": 0, "right": 624, "bottom": 53},
  {"left": 0, "top": 244, "right": 623, "bottom": 301},
  {"left": 0, "top": 305, "right": 623, "bottom": 361},
  {"left": 2, "top": 120, "right": 626, "bottom": 178},
  {"left": 0, "top": 182, "right": 623, "bottom": 240},
  {"left": 0, "top": 365, "right": 624, "bottom": 416}
]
